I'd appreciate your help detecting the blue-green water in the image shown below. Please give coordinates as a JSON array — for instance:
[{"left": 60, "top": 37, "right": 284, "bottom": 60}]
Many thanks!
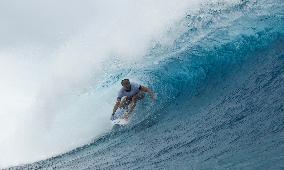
[{"left": 9, "top": 0, "right": 284, "bottom": 169}]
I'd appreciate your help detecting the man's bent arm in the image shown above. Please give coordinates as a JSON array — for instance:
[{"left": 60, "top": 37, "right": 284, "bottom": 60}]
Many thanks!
[{"left": 140, "top": 86, "right": 156, "bottom": 101}]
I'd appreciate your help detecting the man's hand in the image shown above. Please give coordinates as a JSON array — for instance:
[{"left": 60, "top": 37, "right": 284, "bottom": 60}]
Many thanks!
[{"left": 110, "top": 113, "right": 115, "bottom": 120}]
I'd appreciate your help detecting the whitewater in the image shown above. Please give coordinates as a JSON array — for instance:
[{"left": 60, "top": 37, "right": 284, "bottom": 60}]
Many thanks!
[{"left": 1, "top": 0, "right": 283, "bottom": 169}]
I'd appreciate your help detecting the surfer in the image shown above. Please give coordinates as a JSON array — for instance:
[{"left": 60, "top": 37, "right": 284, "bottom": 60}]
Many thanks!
[{"left": 112, "top": 79, "right": 156, "bottom": 118}]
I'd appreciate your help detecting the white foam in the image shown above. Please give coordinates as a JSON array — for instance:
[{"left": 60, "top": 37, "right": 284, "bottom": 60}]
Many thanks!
[{"left": 0, "top": 0, "right": 206, "bottom": 168}]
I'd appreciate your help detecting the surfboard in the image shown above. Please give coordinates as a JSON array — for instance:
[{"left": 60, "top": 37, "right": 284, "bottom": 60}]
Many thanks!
[{"left": 111, "top": 108, "right": 129, "bottom": 125}]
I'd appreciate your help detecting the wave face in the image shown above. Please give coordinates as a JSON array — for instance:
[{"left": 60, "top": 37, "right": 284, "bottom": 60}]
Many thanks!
[{"left": 9, "top": 0, "right": 284, "bottom": 169}]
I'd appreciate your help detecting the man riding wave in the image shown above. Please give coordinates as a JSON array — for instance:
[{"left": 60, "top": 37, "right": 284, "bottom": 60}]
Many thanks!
[{"left": 112, "top": 79, "right": 156, "bottom": 118}]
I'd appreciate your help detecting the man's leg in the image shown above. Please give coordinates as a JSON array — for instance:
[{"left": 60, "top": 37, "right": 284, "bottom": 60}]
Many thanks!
[
  {"left": 119, "top": 97, "right": 131, "bottom": 109},
  {"left": 124, "top": 92, "right": 145, "bottom": 118},
  {"left": 136, "top": 91, "right": 145, "bottom": 100}
]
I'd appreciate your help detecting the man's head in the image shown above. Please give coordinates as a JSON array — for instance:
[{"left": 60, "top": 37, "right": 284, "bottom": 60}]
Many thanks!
[{"left": 121, "top": 79, "right": 131, "bottom": 90}]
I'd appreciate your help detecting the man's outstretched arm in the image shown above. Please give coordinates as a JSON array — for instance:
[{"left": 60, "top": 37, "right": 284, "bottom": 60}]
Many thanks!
[{"left": 112, "top": 101, "right": 120, "bottom": 115}]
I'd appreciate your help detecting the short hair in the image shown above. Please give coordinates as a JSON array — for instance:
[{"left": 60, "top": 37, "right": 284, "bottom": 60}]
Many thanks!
[{"left": 121, "top": 79, "right": 129, "bottom": 85}]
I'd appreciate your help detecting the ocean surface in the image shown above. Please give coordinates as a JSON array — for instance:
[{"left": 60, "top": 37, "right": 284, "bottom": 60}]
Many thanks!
[{"left": 6, "top": 0, "right": 284, "bottom": 169}]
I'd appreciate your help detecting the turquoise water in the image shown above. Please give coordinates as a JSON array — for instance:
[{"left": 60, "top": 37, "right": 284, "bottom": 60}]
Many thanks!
[{"left": 9, "top": 0, "right": 284, "bottom": 169}]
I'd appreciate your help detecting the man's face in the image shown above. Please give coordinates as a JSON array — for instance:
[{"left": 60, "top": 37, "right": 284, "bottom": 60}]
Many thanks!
[{"left": 122, "top": 80, "right": 131, "bottom": 90}]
